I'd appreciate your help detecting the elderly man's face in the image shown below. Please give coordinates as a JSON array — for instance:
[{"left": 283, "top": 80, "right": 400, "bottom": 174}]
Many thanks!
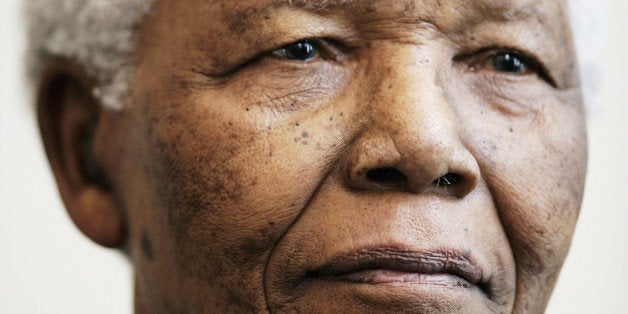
[{"left": 56, "top": 0, "right": 586, "bottom": 312}]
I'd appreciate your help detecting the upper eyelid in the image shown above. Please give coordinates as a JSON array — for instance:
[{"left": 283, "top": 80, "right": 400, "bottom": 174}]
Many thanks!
[
  {"left": 455, "top": 47, "right": 536, "bottom": 67},
  {"left": 203, "top": 38, "right": 341, "bottom": 78}
]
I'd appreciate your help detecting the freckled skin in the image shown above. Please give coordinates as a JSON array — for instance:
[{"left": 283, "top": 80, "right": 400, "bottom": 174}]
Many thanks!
[{"left": 45, "top": 0, "right": 585, "bottom": 313}]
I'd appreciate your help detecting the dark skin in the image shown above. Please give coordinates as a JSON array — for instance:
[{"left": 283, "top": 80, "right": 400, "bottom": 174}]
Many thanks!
[{"left": 37, "top": 0, "right": 587, "bottom": 312}]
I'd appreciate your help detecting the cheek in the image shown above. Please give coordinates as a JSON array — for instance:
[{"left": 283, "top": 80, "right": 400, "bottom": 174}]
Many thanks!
[
  {"left": 459, "top": 99, "right": 586, "bottom": 297},
  {"left": 129, "top": 87, "right": 351, "bottom": 308},
  {"left": 147, "top": 105, "right": 282, "bottom": 263}
]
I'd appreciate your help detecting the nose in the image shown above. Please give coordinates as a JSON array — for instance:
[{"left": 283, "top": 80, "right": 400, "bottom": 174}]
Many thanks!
[{"left": 342, "top": 48, "right": 479, "bottom": 198}]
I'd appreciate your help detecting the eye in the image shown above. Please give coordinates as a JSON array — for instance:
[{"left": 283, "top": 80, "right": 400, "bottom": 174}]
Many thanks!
[
  {"left": 273, "top": 39, "right": 320, "bottom": 61},
  {"left": 455, "top": 48, "right": 556, "bottom": 87},
  {"left": 487, "top": 52, "right": 533, "bottom": 75}
]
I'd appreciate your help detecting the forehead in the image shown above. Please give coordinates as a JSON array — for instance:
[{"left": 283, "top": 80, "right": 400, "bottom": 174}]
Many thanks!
[
  {"left": 269, "top": 0, "right": 544, "bottom": 15},
  {"left": 221, "top": 0, "right": 562, "bottom": 26},
  {"left": 148, "top": 0, "right": 568, "bottom": 42}
]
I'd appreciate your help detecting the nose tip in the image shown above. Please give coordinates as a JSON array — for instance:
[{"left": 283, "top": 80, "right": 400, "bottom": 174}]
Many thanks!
[
  {"left": 340, "top": 45, "right": 480, "bottom": 198},
  {"left": 342, "top": 132, "right": 479, "bottom": 198}
]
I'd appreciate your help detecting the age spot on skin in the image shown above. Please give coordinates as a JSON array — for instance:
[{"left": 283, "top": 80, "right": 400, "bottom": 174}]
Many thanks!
[{"left": 294, "top": 130, "right": 311, "bottom": 145}]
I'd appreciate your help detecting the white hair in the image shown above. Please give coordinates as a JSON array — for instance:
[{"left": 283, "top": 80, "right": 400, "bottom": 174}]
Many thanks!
[
  {"left": 25, "top": 0, "right": 157, "bottom": 110},
  {"left": 25, "top": 0, "right": 602, "bottom": 110},
  {"left": 568, "top": 0, "right": 605, "bottom": 112}
]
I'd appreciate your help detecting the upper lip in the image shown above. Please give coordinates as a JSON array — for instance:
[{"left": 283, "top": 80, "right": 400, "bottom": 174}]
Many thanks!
[{"left": 309, "top": 246, "right": 485, "bottom": 287}]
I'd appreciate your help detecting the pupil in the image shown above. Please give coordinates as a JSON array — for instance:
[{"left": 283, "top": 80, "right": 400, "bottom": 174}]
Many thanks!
[
  {"left": 285, "top": 40, "right": 316, "bottom": 61},
  {"left": 494, "top": 53, "right": 525, "bottom": 74}
]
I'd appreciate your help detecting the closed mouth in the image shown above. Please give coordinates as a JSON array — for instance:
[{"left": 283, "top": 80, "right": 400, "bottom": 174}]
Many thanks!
[{"left": 309, "top": 246, "right": 488, "bottom": 293}]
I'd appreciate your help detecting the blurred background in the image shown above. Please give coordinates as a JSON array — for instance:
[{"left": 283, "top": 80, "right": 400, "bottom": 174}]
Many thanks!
[{"left": 1, "top": 0, "right": 626, "bottom": 313}]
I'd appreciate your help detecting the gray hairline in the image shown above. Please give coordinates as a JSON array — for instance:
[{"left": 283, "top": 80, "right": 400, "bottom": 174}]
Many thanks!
[
  {"left": 25, "top": 0, "right": 602, "bottom": 110},
  {"left": 25, "top": 0, "right": 157, "bottom": 110}
]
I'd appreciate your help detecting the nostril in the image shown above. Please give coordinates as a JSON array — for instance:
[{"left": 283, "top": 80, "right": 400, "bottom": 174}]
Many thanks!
[
  {"left": 366, "top": 167, "right": 407, "bottom": 187},
  {"left": 433, "top": 173, "right": 463, "bottom": 187}
]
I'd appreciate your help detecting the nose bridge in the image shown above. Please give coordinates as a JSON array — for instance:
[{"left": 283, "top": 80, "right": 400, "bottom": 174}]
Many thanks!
[
  {"left": 342, "top": 43, "right": 479, "bottom": 196},
  {"left": 370, "top": 47, "right": 460, "bottom": 180}
]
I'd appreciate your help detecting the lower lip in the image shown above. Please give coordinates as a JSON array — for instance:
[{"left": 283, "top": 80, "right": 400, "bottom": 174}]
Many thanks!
[{"left": 333, "top": 270, "right": 473, "bottom": 288}]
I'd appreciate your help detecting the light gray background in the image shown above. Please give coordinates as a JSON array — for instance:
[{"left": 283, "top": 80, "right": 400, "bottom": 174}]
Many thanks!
[{"left": 1, "top": 1, "right": 626, "bottom": 313}]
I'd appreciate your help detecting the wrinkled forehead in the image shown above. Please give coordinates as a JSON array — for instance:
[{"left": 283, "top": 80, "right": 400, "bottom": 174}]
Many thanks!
[
  {"left": 265, "top": 0, "right": 552, "bottom": 16},
  {"left": 218, "top": 0, "right": 565, "bottom": 29}
]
